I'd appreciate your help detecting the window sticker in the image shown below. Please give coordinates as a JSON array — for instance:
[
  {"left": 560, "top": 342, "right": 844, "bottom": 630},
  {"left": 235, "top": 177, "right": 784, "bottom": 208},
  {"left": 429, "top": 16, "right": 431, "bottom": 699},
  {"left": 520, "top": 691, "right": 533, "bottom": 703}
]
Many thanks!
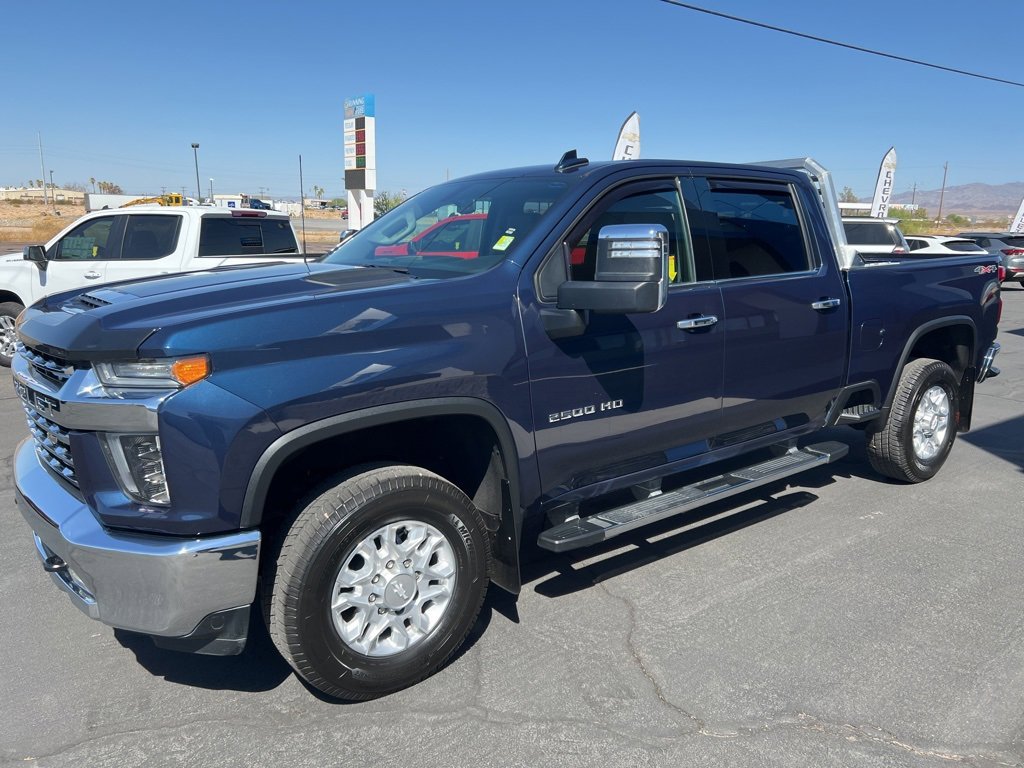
[
  {"left": 62, "top": 237, "right": 95, "bottom": 259},
  {"left": 492, "top": 235, "right": 515, "bottom": 251}
]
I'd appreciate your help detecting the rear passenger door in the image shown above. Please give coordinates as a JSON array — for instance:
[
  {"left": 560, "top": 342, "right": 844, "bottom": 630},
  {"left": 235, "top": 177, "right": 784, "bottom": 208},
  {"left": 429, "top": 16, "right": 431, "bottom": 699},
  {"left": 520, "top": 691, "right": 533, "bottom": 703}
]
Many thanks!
[
  {"left": 693, "top": 176, "right": 847, "bottom": 438},
  {"left": 104, "top": 213, "right": 186, "bottom": 285}
]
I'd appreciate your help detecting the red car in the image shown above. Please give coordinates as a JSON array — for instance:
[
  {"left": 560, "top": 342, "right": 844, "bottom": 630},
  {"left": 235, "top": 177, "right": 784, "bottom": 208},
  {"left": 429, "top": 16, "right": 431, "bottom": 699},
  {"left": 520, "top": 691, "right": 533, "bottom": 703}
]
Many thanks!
[{"left": 374, "top": 214, "right": 486, "bottom": 259}]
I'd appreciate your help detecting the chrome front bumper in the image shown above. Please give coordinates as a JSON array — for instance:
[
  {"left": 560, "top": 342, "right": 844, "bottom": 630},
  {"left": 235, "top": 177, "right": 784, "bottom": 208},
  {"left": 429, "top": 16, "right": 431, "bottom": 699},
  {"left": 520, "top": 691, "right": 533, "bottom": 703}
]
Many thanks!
[{"left": 14, "top": 439, "right": 261, "bottom": 638}]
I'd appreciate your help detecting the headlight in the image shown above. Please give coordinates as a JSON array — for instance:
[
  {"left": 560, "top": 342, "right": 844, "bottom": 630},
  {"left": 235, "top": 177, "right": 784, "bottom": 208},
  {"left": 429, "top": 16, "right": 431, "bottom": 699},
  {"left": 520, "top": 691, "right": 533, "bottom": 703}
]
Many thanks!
[
  {"left": 94, "top": 355, "right": 210, "bottom": 389},
  {"left": 102, "top": 433, "right": 170, "bottom": 506}
]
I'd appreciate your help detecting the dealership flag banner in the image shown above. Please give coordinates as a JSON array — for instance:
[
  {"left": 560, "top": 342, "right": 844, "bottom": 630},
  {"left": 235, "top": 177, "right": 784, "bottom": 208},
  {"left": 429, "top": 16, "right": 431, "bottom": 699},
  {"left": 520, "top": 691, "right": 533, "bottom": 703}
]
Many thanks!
[
  {"left": 1011, "top": 197, "right": 1024, "bottom": 233},
  {"left": 870, "top": 147, "right": 898, "bottom": 218},
  {"left": 612, "top": 112, "right": 640, "bottom": 160}
]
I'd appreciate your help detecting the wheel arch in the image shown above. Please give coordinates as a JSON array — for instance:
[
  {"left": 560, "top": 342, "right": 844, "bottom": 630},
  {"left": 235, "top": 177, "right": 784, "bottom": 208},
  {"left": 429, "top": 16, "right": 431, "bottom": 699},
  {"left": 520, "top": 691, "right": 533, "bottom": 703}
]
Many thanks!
[
  {"left": 0, "top": 290, "right": 27, "bottom": 307},
  {"left": 882, "top": 316, "right": 976, "bottom": 413},
  {"left": 242, "top": 397, "right": 523, "bottom": 593}
]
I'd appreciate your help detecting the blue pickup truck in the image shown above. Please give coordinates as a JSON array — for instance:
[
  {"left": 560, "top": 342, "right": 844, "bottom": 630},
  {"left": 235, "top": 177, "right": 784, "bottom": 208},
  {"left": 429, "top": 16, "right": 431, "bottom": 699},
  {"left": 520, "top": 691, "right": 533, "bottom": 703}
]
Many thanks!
[{"left": 12, "top": 154, "right": 1002, "bottom": 700}]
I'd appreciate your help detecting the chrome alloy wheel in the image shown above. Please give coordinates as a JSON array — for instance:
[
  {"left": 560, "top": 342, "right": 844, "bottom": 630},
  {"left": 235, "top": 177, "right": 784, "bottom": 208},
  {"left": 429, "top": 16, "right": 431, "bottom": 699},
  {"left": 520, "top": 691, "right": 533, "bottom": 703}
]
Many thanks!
[
  {"left": 0, "top": 315, "right": 16, "bottom": 359},
  {"left": 329, "top": 520, "right": 457, "bottom": 657},
  {"left": 912, "top": 384, "right": 950, "bottom": 461}
]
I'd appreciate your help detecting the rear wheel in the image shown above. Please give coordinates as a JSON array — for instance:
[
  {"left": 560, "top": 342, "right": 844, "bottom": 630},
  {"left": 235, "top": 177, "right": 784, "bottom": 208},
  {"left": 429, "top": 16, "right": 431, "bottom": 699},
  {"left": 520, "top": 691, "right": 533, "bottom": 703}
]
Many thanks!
[
  {"left": 265, "top": 465, "right": 489, "bottom": 700},
  {"left": 0, "top": 301, "right": 24, "bottom": 367},
  {"left": 867, "top": 358, "right": 959, "bottom": 483}
]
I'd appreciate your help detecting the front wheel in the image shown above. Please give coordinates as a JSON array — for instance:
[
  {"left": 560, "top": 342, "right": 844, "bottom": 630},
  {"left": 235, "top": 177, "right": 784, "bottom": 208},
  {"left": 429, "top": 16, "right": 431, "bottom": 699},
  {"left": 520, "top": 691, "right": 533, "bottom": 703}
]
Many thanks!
[
  {"left": 867, "top": 358, "right": 959, "bottom": 483},
  {"left": 265, "top": 465, "right": 490, "bottom": 700},
  {"left": 0, "top": 301, "right": 25, "bottom": 367}
]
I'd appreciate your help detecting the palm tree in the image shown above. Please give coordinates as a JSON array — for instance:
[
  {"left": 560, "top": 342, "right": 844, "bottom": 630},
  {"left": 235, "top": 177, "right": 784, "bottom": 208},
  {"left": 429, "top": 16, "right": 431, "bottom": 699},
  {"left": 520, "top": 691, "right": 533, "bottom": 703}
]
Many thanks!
[{"left": 89, "top": 177, "right": 96, "bottom": 192}]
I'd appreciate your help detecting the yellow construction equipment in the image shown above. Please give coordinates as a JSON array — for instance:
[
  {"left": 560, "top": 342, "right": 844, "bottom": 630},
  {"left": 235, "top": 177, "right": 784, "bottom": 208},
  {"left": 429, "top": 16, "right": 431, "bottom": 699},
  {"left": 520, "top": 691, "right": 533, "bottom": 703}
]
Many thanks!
[{"left": 121, "top": 193, "right": 184, "bottom": 208}]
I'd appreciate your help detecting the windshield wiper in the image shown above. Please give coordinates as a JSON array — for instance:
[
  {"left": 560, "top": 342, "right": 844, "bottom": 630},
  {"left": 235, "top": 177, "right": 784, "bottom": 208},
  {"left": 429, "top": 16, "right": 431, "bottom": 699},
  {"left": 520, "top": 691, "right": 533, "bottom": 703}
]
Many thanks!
[{"left": 360, "top": 264, "right": 411, "bottom": 274}]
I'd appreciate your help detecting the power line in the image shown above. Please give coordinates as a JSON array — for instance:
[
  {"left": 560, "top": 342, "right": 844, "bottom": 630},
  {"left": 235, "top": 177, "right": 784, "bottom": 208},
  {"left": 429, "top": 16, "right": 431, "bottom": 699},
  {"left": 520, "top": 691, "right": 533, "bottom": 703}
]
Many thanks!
[{"left": 657, "top": 0, "right": 1024, "bottom": 88}]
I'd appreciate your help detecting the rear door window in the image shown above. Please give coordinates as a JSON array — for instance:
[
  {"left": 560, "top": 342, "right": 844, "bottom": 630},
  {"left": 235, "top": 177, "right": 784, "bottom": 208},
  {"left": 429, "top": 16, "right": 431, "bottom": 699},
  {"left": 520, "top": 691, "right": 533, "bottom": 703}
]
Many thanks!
[
  {"left": 121, "top": 215, "right": 182, "bottom": 260},
  {"left": 701, "top": 182, "right": 811, "bottom": 279}
]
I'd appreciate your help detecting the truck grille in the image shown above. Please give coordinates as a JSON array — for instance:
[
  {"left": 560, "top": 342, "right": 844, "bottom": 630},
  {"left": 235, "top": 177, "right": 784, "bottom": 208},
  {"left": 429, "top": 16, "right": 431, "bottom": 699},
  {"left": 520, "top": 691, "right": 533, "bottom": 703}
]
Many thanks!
[
  {"left": 17, "top": 343, "right": 76, "bottom": 388},
  {"left": 23, "top": 403, "right": 77, "bottom": 488}
]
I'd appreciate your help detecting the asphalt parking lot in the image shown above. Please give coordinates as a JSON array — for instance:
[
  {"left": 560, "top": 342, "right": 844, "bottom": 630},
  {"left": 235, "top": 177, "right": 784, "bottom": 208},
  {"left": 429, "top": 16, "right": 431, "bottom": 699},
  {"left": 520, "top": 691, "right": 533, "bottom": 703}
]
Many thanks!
[{"left": 1, "top": 286, "right": 1022, "bottom": 768}]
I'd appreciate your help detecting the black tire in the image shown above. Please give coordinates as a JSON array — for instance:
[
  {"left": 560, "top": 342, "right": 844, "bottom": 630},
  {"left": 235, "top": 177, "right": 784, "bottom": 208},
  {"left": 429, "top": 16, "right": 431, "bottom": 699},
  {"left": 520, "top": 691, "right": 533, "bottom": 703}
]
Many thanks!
[
  {"left": 867, "top": 358, "right": 959, "bottom": 483},
  {"left": 0, "top": 301, "right": 25, "bottom": 368},
  {"left": 265, "top": 465, "right": 490, "bottom": 700}
]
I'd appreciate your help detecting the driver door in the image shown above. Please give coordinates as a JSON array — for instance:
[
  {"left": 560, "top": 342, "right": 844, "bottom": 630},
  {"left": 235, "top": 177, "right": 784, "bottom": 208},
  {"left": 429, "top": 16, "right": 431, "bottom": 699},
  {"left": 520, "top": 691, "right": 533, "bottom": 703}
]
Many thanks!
[
  {"left": 521, "top": 178, "right": 725, "bottom": 497},
  {"left": 34, "top": 214, "right": 123, "bottom": 301}
]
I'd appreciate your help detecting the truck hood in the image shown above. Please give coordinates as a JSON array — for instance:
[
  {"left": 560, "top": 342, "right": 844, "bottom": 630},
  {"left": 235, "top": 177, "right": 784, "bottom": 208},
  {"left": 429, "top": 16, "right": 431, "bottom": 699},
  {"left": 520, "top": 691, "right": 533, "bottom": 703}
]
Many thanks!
[
  {"left": 1, "top": 251, "right": 23, "bottom": 263},
  {"left": 18, "top": 261, "right": 415, "bottom": 360}
]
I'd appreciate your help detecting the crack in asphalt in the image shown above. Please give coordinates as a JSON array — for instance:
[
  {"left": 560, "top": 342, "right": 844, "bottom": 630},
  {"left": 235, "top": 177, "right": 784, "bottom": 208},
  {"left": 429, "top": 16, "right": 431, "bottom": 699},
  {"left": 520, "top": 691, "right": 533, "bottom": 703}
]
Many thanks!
[
  {"left": 595, "top": 579, "right": 732, "bottom": 739},
  {"left": 592, "top": 581, "right": 1023, "bottom": 766},
  {"left": 789, "top": 712, "right": 1022, "bottom": 767}
]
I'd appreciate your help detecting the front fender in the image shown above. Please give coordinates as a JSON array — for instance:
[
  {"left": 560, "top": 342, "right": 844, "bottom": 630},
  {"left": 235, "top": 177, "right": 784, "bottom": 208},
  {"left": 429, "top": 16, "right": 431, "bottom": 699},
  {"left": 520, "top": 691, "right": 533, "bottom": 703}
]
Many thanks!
[{"left": 240, "top": 396, "right": 524, "bottom": 593}]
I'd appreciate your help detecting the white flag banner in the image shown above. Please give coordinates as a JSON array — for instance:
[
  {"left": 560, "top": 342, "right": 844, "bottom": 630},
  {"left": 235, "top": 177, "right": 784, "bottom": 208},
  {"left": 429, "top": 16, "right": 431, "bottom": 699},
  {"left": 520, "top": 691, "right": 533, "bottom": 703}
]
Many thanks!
[
  {"left": 1011, "top": 196, "right": 1024, "bottom": 233},
  {"left": 612, "top": 112, "right": 640, "bottom": 161},
  {"left": 870, "top": 147, "right": 898, "bottom": 218}
]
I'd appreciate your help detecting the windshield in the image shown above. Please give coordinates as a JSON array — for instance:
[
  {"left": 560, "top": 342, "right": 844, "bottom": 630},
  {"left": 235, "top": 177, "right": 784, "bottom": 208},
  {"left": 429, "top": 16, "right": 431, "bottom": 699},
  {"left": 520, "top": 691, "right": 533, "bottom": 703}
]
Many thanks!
[{"left": 323, "top": 176, "right": 577, "bottom": 278}]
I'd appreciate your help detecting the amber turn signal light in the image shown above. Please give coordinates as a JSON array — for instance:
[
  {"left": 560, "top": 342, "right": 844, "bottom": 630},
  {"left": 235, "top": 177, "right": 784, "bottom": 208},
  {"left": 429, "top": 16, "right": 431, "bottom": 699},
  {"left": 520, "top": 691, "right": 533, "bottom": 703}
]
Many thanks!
[{"left": 170, "top": 355, "right": 210, "bottom": 386}]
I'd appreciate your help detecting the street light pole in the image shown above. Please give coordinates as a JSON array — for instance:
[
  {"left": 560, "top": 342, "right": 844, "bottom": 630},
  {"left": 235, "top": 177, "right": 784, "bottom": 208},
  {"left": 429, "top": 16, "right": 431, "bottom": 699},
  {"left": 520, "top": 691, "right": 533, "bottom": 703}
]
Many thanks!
[
  {"left": 191, "top": 143, "right": 201, "bottom": 203},
  {"left": 209, "top": 178, "right": 214, "bottom": 204}
]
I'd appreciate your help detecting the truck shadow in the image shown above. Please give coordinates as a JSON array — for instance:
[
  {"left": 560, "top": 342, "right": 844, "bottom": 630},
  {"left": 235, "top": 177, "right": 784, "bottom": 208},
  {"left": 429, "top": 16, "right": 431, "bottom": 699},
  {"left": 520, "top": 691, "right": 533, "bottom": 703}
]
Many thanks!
[
  {"left": 114, "top": 608, "right": 291, "bottom": 693},
  {"left": 521, "top": 427, "right": 882, "bottom": 600},
  {"left": 959, "top": 412, "right": 1024, "bottom": 473},
  {"left": 115, "top": 590, "right": 499, "bottom": 702},
  {"left": 525, "top": 488, "right": 821, "bottom": 600}
]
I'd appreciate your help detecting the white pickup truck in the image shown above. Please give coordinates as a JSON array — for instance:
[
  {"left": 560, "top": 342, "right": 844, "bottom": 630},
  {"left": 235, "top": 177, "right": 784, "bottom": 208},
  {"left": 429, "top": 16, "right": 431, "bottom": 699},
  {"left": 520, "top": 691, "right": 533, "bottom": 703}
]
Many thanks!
[{"left": 0, "top": 205, "right": 301, "bottom": 366}]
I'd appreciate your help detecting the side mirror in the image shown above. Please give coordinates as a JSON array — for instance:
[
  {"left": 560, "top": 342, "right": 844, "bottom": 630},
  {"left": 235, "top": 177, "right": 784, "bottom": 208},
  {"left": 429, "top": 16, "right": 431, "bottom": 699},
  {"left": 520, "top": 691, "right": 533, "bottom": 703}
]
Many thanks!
[
  {"left": 23, "top": 245, "right": 48, "bottom": 270},
  {"left": 556, "top": 224, "right": 668, "bottom": 314},
  {"left": 338, "top": 229, "right": 357, "bottom": 243}
]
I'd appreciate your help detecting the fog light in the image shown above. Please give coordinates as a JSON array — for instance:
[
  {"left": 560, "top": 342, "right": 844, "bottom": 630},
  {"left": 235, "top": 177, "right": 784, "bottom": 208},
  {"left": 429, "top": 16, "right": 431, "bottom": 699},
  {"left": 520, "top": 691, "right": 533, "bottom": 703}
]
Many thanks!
[{"left": 102, "top": 434, "right": 170, "bottom": 506}]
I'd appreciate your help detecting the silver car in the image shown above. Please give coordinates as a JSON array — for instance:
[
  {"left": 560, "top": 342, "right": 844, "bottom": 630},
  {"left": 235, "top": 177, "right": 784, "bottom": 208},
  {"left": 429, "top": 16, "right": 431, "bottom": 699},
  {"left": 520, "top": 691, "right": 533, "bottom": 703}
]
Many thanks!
[{"left": 957, "top": 232, "right": 1024, "bottom": 284}]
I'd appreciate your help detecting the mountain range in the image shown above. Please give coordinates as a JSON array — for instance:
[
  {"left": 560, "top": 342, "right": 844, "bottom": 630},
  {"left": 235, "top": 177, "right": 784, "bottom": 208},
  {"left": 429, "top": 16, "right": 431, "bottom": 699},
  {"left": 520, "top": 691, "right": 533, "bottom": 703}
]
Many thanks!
[{"left": 863, "top": 181, "right": 1024, "bottom": 217}]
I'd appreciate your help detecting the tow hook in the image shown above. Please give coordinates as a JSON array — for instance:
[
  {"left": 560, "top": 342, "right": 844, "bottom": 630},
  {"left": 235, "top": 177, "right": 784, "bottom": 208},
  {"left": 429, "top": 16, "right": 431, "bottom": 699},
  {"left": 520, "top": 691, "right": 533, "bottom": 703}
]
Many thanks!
[{"left": 43, "top": 555, "right": 68, "bottom": 573}]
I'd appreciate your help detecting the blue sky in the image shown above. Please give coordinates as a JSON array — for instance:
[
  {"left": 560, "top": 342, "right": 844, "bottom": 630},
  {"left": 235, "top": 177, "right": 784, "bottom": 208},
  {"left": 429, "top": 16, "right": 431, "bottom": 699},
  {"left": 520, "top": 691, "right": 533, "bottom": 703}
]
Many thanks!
[{"left": 3, "top": 0, "right": 1021, "bottom": 200}]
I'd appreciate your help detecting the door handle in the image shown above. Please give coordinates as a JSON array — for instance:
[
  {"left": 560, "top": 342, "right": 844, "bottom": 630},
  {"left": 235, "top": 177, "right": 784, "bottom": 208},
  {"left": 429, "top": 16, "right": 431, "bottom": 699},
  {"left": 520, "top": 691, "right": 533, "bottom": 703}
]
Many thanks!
[
  {"left": 676, "top": 315, "right": 719, "bottom": 330},
  {"left": 811, "top": 298, "right": 841, "bottom": 310},
  {"left": 83, "top": 271, "right": 102, "bottom": 280}
]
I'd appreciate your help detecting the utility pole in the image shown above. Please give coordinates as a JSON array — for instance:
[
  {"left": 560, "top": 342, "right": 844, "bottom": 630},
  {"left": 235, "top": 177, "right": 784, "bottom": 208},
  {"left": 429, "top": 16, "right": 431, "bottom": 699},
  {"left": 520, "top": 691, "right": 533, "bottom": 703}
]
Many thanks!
[
  {"left": 191, "top": 143, "right": 201, "bottom": 203},
  {"left": 911, "top": 183, "right": 918, "bottom": 219},
  {"left": 37, "top": 133, "right": 49, "bottom": 206},
  {"left": 936, "top": 162, "right": 949, "bottom": 223}
]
